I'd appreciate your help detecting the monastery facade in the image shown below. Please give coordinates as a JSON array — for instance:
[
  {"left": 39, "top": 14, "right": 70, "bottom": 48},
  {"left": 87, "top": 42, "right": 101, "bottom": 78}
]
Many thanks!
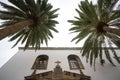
[{"left": 0, "top": 47, "right": 120, "bottom": 80}]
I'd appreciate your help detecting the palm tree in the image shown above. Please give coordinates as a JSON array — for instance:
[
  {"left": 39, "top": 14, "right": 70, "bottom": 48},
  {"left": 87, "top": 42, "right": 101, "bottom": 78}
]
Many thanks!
[
  {"left": 68, "top": 0, "right": 120, "bottom": 69},
  {"left": 0, "top": 0, "right": 59, "bottom": 49}
]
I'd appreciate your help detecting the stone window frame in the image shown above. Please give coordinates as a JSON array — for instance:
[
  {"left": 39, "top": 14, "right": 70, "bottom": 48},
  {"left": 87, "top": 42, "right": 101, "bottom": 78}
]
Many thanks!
[
  {"left": 68, "top": 54, "right": 84, "bottom": 70},
  {"left": 32, "top": 55, "right": 49, "bottom": 70}
]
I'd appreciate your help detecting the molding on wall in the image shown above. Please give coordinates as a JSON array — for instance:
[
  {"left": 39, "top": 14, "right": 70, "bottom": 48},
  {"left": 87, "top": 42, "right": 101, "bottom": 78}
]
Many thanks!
[{"left": 19, "top": 47, "right": 119, "bottom": 50}]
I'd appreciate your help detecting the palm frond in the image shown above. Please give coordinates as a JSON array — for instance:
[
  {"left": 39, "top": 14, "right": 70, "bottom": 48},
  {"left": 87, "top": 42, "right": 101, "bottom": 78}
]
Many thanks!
[
  {"left": 8, "top": 0, "right": 28, "bottom": 13},
  {"left": 0, "top": 0, "right": 59, "bottom": 50},
  {"left": 103, "top": 47, "right": 116, "bottom": 66},
  {"left": 68, "top": 0, "right": 120, "bottom": 68}
]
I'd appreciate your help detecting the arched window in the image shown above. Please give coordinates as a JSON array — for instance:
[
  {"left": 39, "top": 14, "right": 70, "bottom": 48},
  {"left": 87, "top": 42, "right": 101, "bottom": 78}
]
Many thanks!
[
  {"left": 68, "top": 55, "right": 84, "bottom": 70},
  {"left": 32, "top": 55, "right": 49, "bottom": 70}
]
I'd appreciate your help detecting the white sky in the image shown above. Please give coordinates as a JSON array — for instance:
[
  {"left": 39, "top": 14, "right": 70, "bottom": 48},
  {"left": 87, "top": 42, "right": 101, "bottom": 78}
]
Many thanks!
[{"left": 0, "top": 0, "right": 97, "bottom": 68}]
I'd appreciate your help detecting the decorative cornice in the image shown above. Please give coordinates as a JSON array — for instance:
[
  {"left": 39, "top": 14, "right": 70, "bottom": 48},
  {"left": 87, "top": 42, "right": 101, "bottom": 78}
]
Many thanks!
[
  {"left": 19, "top": 47, "right": 119, "bottom": 50},
  {"left": 19, "top": 47, "right": 82, "bottom": 50}
]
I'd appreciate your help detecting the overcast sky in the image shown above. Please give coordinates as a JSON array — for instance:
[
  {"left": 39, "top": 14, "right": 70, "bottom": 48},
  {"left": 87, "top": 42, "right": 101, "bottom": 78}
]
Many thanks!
[{"left": 0, "top": 0, "right": 98, "bottom": 68}]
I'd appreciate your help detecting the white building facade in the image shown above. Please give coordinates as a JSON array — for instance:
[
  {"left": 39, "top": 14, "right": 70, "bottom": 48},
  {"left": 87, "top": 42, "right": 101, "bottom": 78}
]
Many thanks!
[{"left": 0, "top": 47, "right": 120, "bottom": 80}]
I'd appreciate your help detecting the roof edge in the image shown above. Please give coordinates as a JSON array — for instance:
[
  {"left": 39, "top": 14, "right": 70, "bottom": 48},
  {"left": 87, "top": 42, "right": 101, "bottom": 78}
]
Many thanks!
[
  {"left": 19, "top": 47, "right": 82, "bottom": 50},
  {"left": 18, "top": 47, "right": 119, "bottom": 50}
]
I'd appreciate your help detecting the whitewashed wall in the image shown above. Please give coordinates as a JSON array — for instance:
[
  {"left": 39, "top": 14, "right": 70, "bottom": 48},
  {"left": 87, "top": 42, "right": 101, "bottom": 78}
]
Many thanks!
[{"left": 0, "top": 47, "right": 120, "bottom": 80}]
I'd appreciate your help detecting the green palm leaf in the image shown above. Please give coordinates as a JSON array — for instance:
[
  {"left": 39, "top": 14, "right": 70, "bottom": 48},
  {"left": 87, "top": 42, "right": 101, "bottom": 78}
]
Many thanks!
[
  {"left": 0, "top": 0, "right": 59, "bottom": 50},
  {"left": 68, "top": 0, "right": 120, "bottom": 67}
]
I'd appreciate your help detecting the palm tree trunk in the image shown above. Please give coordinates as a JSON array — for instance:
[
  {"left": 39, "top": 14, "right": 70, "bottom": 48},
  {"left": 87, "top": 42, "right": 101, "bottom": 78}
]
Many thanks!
[
  {"left": 103, "top": 26, "right": 120, "bottom": 36},
  {"left": 0, "top": 19, "right": 33, "bottom": 40}
]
